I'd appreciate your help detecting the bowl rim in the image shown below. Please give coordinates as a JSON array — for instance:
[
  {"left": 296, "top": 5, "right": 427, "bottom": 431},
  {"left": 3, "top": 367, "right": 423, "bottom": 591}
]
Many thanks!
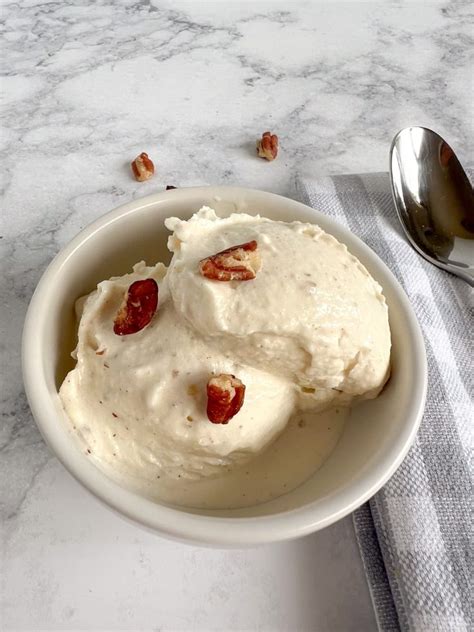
[{"left": 22, "top": 185, "right": 427, "bottom": 545}]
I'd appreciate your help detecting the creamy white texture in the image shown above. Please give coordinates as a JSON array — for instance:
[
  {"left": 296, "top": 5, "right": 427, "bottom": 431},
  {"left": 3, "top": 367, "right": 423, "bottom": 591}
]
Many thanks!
[
  {"left": 166, "top": 208, "right": 391, "bottom": 412},
  {"left": 60, "top": 262, "right": 295, "bottom": 481},
  {"left": 112, "top": 408, "right": 348, "bottom": 510},
  {"left": 60, "top": 208, "right": 391, "bottom": 507}
]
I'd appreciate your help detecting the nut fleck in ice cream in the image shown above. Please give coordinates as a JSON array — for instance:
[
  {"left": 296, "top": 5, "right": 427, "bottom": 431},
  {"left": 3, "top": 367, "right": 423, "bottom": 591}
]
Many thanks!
[{"left": 60, "top": 207, "right": 391, "bottom": 509}]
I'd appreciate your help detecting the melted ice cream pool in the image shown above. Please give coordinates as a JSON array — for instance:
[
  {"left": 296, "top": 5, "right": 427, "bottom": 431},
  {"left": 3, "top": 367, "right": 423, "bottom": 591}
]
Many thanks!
[
  {"left": 59, "top": 208, "right": 390, "bottom": 510},
  {"left": 105, "top": 409, "right": 348, "bottom": 510}
]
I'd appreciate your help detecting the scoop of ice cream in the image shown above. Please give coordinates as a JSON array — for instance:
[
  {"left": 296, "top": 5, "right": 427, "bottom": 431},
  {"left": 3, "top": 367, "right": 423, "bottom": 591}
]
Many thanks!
[
  {"left": 59, "top": 262, "right": 295, "bottom": 481},
  {"left": 165, "top": 208, "right": 391, "bottom": 411},
  {"left": 60, "top": 207, "right": 391, "bottom": 485}
]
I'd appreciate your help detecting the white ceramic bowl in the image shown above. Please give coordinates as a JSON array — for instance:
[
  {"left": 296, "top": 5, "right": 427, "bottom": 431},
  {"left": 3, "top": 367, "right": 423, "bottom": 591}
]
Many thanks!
[{"left": 22, "top": 186, "right": 427, "bottom": 546}]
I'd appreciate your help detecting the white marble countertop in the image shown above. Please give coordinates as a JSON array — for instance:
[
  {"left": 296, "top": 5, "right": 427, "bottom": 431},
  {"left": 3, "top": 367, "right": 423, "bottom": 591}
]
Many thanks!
[{"left": 1, "top": 1, "right": 472, "bottom": 630}]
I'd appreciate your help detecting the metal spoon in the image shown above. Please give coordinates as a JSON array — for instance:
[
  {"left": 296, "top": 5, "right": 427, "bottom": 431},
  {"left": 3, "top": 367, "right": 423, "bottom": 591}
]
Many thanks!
[{"left": 390, "top": 126, "right": 474, "bottom": 286}]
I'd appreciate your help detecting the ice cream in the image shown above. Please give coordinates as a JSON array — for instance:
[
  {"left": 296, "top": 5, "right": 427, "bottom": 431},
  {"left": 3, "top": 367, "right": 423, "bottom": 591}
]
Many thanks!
[
  {"left": 60, "top": 261, "right": 295, "bottom": 481},
  {"left": 166, "top": 208, "right": 391, "bottom": 411},
  {"left": 59, "top": 207, "right": 391, "bottom": 504}
]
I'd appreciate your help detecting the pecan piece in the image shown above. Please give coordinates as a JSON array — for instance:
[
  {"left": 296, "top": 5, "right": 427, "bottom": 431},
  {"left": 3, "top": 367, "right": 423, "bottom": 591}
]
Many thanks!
[
  {"left": 113, "top": 279, "right": 158, "bottom": 335},
  {"left": 257, "top": 131, "right": 278, "bottom": 161},
  {"left": 131, "top": 152, "right": 155, "bottom": 181},
  {"left": 206, "top": 374, "right": 245, "bottom": 424},
  {"left": 199, "top": 240, "right": 260, "bottom": 281}
]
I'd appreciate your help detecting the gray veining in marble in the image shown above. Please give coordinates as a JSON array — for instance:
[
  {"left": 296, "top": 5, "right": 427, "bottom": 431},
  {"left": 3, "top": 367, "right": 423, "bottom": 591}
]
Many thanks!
[{"left": 1, "top": 1, "right": 473, "bottom": 630}]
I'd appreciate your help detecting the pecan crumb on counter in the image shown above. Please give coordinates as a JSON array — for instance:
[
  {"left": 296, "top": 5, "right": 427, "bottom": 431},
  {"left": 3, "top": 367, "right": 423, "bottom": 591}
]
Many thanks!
[
  {"left": 131, "top": 152, "right": 155, "bottom": 181},
  {"left": 257, "top": 131, "right": 278, "bottom": 161}
]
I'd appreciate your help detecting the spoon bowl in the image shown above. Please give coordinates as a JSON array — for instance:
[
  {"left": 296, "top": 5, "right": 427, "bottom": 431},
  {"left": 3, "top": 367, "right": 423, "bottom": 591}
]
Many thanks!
[{"left": 390, "top": 127, "right": 474, "bottom": 286}]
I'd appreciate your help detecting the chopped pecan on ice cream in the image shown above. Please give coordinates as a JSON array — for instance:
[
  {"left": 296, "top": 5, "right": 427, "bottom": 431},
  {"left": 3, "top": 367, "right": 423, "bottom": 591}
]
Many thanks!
[
  {"left": 113, "top": 279, "right": 158, "bottom": 335},
  {"left": 199, "top": 240, "right": 260, "bottom": 281},
  {"left": 206, "top": 374, "right": 245, "bottom": 424}
]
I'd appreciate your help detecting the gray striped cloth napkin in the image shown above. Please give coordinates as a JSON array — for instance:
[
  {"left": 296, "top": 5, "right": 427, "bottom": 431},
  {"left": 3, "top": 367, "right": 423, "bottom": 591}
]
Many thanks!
[{"left": 296, "top": 173, "right": 473, "bottom": 632}]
